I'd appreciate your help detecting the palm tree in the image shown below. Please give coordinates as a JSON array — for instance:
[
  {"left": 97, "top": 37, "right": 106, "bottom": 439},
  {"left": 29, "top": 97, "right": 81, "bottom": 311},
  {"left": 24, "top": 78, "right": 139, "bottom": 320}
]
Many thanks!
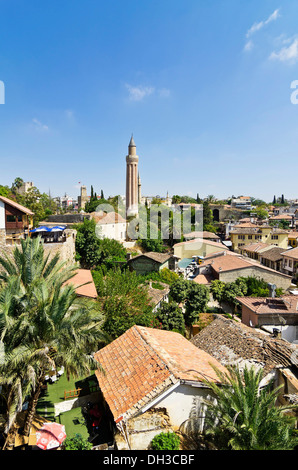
[
  {"left": 0, "top": 237, "right": 107, "bottom": 442},
  {"left": 201, "top": 365, "right": 298, "bottom": 450}
]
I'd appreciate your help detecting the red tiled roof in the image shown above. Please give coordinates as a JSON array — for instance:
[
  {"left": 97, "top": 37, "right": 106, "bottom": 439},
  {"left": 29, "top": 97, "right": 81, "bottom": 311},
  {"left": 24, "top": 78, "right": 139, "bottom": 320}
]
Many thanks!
[
  {"left": 64, "top": 269, "right": 97, "bottom": 299},
  {"left": 237, "top": 295, "right": 298, "bottom": 314},
  {"left": 270, "top": 214, "right": 292, "bottom": 220},
  {"left": 0, "top": 195, "right": 34, "bottom": 216},
  {"left": 288, "top": 231, "right": 298, "bottom": 239},
  {"left": 281, "top": 247, "right": 298, "bottom": 260},
  {"left": 94, "top": 325, "right": 227, "bottom": 422},
  {"left": 184, "top": 231, "right": 220, "bottom": 239},
  {"left": 174, "top": 238, "right": 228, "bottom": 249},
  {"left": 241, "top": 242, "right": 269, "bottom": 253},
  {"left": 193, "top": 273, "right": 214, "bottom": 285},
  {"left": 128, "top": 252, "right": 171, "bottom": 264},
  {"left": 92, "top": 211, "right": 126, "bottom": 224},
  {"left": 198, "top": 252, "right": 291, "bottom": 278}
]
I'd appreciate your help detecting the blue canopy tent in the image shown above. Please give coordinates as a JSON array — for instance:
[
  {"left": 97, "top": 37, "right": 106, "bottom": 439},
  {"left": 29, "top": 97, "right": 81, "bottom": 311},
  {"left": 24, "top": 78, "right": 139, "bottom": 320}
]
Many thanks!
[
  {"left": 30, "top": 226, "right": 66, "bottom": 233},
  {"left": 30, "top": 225, "right": 67, "bottom": 242}
]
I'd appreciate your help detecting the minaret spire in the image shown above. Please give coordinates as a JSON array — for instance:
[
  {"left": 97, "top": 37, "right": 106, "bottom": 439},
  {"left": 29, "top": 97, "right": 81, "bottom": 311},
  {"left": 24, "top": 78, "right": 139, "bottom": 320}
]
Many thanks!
[{"left": 126, "top": 135, "right": 139, "bottom": 217}]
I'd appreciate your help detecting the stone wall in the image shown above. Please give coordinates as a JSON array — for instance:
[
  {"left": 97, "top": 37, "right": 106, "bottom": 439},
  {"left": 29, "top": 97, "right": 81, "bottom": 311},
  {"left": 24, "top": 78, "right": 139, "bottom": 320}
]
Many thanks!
[
  {"left": 115, "top": 408, "right": 172, "bottom": 450},
  {"left": 46, "top": 213, "right": 91, "bottom": 224},
  {"left": 219, "top": 266, "right": 292, "bottom": 291},
  {"left": 43, "top": 229, "right": 77, "bottom": 264},
  {"left": 0, "top": 229, "right": 77, "bottom": 266}
]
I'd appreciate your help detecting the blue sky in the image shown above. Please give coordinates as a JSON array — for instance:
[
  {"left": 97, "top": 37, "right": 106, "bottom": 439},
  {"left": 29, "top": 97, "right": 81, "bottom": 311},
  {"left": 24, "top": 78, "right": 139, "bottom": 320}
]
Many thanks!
[{"left": 1, "top": 0, "right": 298, "bottom": 202}]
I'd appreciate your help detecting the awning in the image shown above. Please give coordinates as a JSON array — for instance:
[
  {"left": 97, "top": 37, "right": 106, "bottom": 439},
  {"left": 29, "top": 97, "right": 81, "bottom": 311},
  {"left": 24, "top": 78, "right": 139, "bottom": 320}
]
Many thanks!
[{"left": 30, "top": 226, "right": 66, "bottom": 233}]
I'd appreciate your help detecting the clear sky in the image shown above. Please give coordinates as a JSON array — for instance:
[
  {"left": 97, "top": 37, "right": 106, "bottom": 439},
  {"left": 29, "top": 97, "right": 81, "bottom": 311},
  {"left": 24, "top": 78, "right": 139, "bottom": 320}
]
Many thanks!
[{"left": 1, "top": 0, "right": 298, "bottom": 202}]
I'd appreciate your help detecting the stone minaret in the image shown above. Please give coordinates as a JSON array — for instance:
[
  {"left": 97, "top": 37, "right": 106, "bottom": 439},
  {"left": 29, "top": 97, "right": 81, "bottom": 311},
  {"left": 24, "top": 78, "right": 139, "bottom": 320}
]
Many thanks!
[
  {"left": 126, "top": 135, "right": 139, "bottom": 217},
  {"left": 138, "top": 173, "right": 142, "bottom": 204}
]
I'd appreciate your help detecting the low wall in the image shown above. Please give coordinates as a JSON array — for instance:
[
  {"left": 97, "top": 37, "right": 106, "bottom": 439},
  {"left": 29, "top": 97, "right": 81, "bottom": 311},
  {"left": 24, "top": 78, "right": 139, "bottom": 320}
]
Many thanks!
[
  {"left": 43, "top": 229, "right": 77, "bottom": 264},
  {"left": 219, "top": 266, "right": 292, "bottom": 291},
  {"left": 0, "top": 229, "right": 77, "bottom": 266},
  {"left": 46, "top": 214, "right": 91, "bottom": 224}
]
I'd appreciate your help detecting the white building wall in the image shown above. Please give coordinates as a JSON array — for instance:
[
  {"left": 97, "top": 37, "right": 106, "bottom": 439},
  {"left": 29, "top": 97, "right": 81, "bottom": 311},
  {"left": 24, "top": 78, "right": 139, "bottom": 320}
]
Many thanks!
[
  {"left": 0, "top": 200, "right": 5, "bottom": 229},
  {"left": 97, "top": 222, "right": 127, "bottom": 242},
  {"left": 152, "top": 383, "right": 211, "bottom": 429}
]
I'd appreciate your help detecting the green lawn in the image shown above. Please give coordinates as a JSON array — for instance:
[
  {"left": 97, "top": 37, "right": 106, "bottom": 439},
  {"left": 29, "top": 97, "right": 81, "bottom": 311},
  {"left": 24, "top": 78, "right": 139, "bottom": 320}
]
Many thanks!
[
  {"left": 58, "top": 407, "right": 89, "bottom": 440},
  {"left": 36, "top": 373, "right": 97, "bottom": 423}
]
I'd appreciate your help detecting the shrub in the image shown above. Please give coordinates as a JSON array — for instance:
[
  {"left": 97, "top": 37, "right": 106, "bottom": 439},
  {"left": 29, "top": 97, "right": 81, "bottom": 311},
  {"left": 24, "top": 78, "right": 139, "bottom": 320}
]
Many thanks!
[
  {"left": 63, "top": 433, "right": 93, "bottom": 451},
  {"left": 151, "top": 431, "right": 180, "bottom": 450}
]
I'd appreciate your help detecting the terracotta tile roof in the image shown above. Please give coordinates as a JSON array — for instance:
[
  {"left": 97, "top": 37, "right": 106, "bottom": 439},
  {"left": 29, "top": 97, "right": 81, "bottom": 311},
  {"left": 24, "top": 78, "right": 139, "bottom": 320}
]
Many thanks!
[
  {"left": 147, "top": 284, "right": 170, "bottom": 306},
  {"left": 231, "top": 225, "right": 288, "bottom": 234},
  {"left": 191, "top": 315, "right": 298, "bottom": 376},
  {"left": 198, "top": 252, "right": 291, "bottom": 278},
  {"left": 0, "top": 195, "right": 34, "bottom": 216},
  {"left": 242, "top": 242, "right": 269, "bottom": 253},
  {"left": 94, "top": 325, "right": 227, "bottom": 422},
  {"left": 234, "top": 222, "right": 259, "bottom": 228},
  {"left": 281, "top": 247, "right": 298, "bottom": 260},
  {"left": 259, "top": 247, "right": 285, "bottom": 262},
  {"left": 193, "top": 273, "right": 214, "bottom": 285},
  {"left": 64, "top": 269, "right": 97, "bottom": 299},
  {"left": 92, "top": 211, "right": 126, "bottom": 224},
  {"left": 288, "top": 231, "right": 298, "bottom": 239},
  {"left": 199, "top": 254, "right": 252, "bottom": 272},
  {"left": 174, "top": 238, "right": 228, "bottom": 249},
  {"left": 270, "top": 214, "right": 293, "bottom": 220},
  {"left": 236, "top": 295, "right": 298, "bottom": 314},
  {"left": 184, "top": 231, "right": 220, "bottom": 239},
  {"left": 203, "top": 251, "right": 239, "bottom": 260},
  {"left": 128, "top": 252, "right": 171, "bottom": 264}
]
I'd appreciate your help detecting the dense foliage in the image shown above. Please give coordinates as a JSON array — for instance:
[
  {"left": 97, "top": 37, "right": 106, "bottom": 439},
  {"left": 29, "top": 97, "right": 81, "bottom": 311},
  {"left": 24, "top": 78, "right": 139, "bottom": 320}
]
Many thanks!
[
  {"left": 210, "top": 277, "right": 284, "bottom": 315},
  {"left": 0, "top": 237, "right": 106, "bottom": 443},
  {"left": 151, "top": 431, "right": 180, "bottom": 450},
  {"left": 203, "top": 365, "right": 298, "bottom": 450},
  {"left": 155, "top": 301, "right": 185, "bottom": 334},
  {"left": 64, "top": 433, "right": 93, "bottom": 450},
  {"left": 75, "top": 218, "right": 127, "bottom": 269},
  {"left": 93, "top": 268, "right": 158, "bottom": 339}
]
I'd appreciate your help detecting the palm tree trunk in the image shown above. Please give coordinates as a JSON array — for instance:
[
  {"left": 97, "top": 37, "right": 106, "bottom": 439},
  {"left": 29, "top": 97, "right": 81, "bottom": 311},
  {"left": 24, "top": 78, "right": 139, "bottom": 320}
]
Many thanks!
[
  {"left": 22, "top": 381, "right": 43, "bottom": 437},
  {"left": 2, "top": 424, "right": 17, "bottom": 450}
]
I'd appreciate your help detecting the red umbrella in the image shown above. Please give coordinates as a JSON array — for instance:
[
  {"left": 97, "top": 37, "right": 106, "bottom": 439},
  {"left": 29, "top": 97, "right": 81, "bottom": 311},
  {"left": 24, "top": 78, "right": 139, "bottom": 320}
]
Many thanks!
[{"left": 36, "top": 422, "right": 66, "bottom": 450}]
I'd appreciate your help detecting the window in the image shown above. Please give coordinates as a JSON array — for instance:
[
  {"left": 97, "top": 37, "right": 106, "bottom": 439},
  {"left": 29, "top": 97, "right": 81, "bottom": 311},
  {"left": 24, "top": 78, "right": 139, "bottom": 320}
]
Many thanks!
[
  {"left": 271, "top": 235, "right": 278, "bottom": 240},
  {"left": 248, "top": 235, "right": 252, "bottom": 239},
  {"left": 238, "top": 235, "right": 245, "bottom": 240},
  {"left": 6, "top": 215, "right": 15, "bottom": 222}
]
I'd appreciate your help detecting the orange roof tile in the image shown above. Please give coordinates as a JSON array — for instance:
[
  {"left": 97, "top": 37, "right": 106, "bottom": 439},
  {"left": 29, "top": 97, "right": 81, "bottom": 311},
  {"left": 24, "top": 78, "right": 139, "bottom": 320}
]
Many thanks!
[
  {"left": 91, "top": 211, "right": 126, "bottom": 224},
  {"left": 94, "top": 325, "right": 227, "bottom": 422},
  {"left": 64, "top": 269, "right": 97, "bottom": 299},
  {"left": 281, "top": 247, "right": 298, "bottom": 260},
  {"left": 237, "top": 295, "right": 298, "bottom": 314},
  {"left": 193, "top": 273, "right": 214, "bottom": 285},
  {"left": 174, "top": 238, "right": 228, "bottom": 249}
]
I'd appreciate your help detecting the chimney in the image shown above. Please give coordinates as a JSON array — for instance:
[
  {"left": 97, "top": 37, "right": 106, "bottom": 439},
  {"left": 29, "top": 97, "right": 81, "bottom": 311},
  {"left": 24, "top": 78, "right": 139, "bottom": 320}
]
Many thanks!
[{"left": 268, "top": 283, "right": 277, "bottom": 298}]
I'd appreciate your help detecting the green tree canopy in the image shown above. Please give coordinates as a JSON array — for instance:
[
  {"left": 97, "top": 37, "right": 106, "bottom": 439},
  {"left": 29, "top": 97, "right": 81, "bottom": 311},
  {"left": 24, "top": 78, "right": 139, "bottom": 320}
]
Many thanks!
[
  {"left": 203, "top": 365, "right": 298, "bottom": 450},
  {"left": 75, "top": 218, "right": 127, "bottom": 269},
  {"left": 0, "top": 237, "right": 106, "bottom": 442},
  {"left": 93, "top": 268, "right": 157, "bottom": 339},
  {"left": 184, "top": 284, "right": 210, "bottom": 326},
  {"left": 155, "top": 301, "right": 185, "bottom": 334}
]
